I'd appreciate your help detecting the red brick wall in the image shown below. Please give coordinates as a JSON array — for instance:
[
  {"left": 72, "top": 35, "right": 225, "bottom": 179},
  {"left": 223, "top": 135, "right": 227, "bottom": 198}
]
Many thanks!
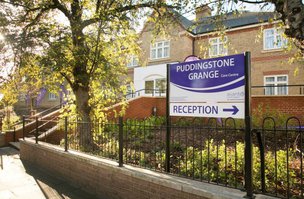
[
  {"left": 108, "top": 97, "right": 166, "bottom": 119},
  {"left": 108, "top": 96, "right": 304, "bottom": 120},
  {"left": 252, "top": 96, "right": 304, "bottom": 118}
]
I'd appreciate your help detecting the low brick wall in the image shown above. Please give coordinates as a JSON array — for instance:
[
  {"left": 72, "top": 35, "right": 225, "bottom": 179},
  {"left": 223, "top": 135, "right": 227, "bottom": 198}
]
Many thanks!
[
  {"left": 251, "top": 95, "right": 304, "bottom": 117},
  {"left": 19, "top": 139, "right": 265, "bottom": 199},
  {"left": 107, "top": 96, "right": 166, "bottom": 119},
  {"left": 107, "top": 96, "right": 304, "bottom": 120}
]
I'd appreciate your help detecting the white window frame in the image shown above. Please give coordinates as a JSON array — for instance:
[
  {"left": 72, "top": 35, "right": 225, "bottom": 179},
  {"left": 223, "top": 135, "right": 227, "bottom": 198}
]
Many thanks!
[
  {"left": 264, "top": 75, "right": 288, "bottom": 95},
  {"left": 144, "top": 78, "right": 166, "bottom": 95},
  {"left": 48, "top": 93, "right": 57, "bottom": 100},
  {"left": 155, "top": 78, "right": 166, "bottom": 94},
  {"left": 127, "top": 55, "right": 139, "bottom": 68},
  {"left": 150, "top": 40, "right": 170, "bottom": 60},
  {"left": 263, "top": 28, "right": 287, "bottom": 50},
  {"left": 144, "top": 80, "right": 154, "bottom": 94},
  {"left": 209, "top": 36, "right": 228, "bottom": 57}
]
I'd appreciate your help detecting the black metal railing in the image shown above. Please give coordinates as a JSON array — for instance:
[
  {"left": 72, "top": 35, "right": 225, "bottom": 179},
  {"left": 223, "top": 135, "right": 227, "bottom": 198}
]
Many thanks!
[
  {"left": 253, "top": 117, "right": 304, "bottom": 198},
  {"left": 251, "top": 85, "right": 304, "bottom": 95},
  {"left": 27, "top": 116, "right": 303, "bottom": 199},
  {"left": 32, "top": 103, "right": 62, "bottom": 119},
  {"left": 3, "top": 103, "right": 62, "bottom": 133},
  {"left": 21, "top": 114, "right": 60, "bottom": 143},
  {"left": 126, "top": 89, "right": 166, "bottom": 99},
  {"left": 125, "top": 85, "right": 304, "bottom": 99}
]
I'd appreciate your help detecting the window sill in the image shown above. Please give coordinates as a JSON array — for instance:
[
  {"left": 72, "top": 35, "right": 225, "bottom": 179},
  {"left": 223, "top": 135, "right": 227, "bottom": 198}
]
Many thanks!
[
  {"left": 209, "top": 54, "right": 228, "bottom": 58},
  {"left": 261, "top": 48, "right": 285, "bottom": 53},
  {"left": 149, "top": 57, "right": 171, "bottom": 62},
  {"left": 127, "top": 65, "right": 139, "bottom": 68}
]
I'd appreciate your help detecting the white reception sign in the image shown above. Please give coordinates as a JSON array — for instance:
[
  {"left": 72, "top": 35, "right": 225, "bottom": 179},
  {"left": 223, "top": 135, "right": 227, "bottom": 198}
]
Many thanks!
[{"left": 169, "top": 54, "right": 246, "bottom": 119}]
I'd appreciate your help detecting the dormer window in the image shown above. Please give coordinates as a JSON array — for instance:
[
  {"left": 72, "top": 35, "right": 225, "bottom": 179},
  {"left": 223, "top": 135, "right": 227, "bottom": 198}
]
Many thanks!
[
  {"left": 150, "top": 40, "right": 170, "bottom": 60},
  {"left": 263, "top": 28, "right": 287, "bottom": 50}
]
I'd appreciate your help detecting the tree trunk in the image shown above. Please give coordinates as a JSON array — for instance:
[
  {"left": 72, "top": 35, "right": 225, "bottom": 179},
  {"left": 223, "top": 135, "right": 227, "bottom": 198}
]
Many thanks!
[
  {"left": 68, "top": 2, "right": 93, "bottom": 150},
  {"left": 74, "top": 85, "right": 93, "bottom": 150}
]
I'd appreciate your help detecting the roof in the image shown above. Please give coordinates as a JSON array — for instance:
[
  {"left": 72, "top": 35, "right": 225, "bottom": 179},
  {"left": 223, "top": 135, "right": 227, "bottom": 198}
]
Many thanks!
[
  {"left": 172, "top": 10, "right": 279, "bottom": 35},
  {"left": 169, "top": 9, "right": 193, "bottom": 30}
]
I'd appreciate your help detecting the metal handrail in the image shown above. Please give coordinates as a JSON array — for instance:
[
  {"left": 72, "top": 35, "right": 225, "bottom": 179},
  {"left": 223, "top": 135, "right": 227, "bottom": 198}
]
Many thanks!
[
  {"left": 127, "top": 85, "right": 304, "bottom": 98},
  {"left": 126, "top": 89, "right": 166, "bottom": 98},
  {"left": 27, "top": 116, "right": 59, "bottom": 135},
  {"left": 251, "top": 84, "right": 304, "bottom": 95},
  {"left": 251, "top": 84, "right": 304, "bottom": 88},
  {"left": 4, "top": 103, "right": 62, "bottom": 131},
  {"left": 32, "top": 103, "right": 62, "bottom": 118}
]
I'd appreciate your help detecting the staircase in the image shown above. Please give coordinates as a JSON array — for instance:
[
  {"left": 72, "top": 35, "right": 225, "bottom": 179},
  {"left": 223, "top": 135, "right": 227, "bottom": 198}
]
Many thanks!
[
  {"left": 3, "top": 90, "right": 167, "bottom": 148},
  {"left": 3, "top": 105, "right": 62, "bottom": 148}
]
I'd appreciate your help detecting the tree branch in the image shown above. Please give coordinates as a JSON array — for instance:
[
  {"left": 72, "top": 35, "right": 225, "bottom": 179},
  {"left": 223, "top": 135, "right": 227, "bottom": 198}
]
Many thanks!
[
  {"left": 0, "top": 0, "right": 31, "bottom": 8},
  {"left": 82, "top": 2, "right": 178, "bottom": 29},
  {"left": 60, "top": 72, "right": 74, "bottom": 87},
  {"left": 24, "top": 6, "right": 55, "bottom": 30},
  {"left": 52, "top": 0, "right": 71, "bottom": 20},
  {"left": 238, "top": 0, "right": 267, "bottom": 4},
  {"left": 96, "top": 0, "right": 101, "bottom": 14},
  {"left": 114, "top": 2, "right": 177, "bottom": 14}
]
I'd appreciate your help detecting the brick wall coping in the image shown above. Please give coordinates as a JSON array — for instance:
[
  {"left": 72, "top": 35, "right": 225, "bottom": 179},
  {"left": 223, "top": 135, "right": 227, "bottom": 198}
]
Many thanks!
[
  {"left": 20, "top": 139, "right": 277, "bottom": 199},
  {"left": 252, "top": 95, "right": 304, "bottom": 98}
]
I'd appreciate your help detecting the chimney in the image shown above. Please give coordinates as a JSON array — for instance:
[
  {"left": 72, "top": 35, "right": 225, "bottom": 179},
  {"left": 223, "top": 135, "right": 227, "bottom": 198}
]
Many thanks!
[{"left": 195, "top": 5, "right": 211, "bottom": 21}]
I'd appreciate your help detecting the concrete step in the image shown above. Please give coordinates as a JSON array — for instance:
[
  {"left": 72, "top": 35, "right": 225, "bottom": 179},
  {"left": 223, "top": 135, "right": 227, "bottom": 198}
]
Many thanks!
[{"left": 9, "top": 142, "right": 20, "bottom": 150}]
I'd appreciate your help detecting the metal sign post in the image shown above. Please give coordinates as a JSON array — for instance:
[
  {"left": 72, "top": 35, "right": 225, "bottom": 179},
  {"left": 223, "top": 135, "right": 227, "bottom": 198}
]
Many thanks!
[
  {"left": 167, "top": 53, "right": 253, "bottom": 197},
  {"left": 244, "top": 52, "right": 253, "bottom": 198},
  {"left": 165, "top": 64, "right": 171, "bottom": 173}
]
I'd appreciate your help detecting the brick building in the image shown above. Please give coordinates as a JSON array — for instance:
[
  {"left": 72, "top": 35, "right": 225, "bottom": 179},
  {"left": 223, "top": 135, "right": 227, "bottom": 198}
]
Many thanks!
[
  {"left": 14, "top": 88, "right": 66, "bottom": 116},
  {"left": 128, "top": 6, "right": 304, "bottom": 97}
]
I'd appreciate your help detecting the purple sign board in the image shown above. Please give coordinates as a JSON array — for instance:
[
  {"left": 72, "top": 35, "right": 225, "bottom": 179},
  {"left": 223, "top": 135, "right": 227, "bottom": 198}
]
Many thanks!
[{"left": 169, "top": 53, "right": 245, "bottom": 119}]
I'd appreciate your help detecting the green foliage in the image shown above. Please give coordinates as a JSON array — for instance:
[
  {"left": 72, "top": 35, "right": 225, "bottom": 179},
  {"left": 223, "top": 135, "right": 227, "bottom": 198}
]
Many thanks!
[
  {"left": 252, "top": 103, "right": 290, "bottom": 128},
  {"left": 2, "top": 115, "right": 20, "bottom": 131},
  {"left": 0, "top": 0, "right": 189, "bottom": 130},
  {"left": 0, "top": 106, "right": 20, "bottom": 131},
  {"left": 64, "top": 115, "right": 302, "bottom": 198},
  {"left": 177, "top": 139, "right": 298, "bottom": 195},
  {"left": 177, "top": 140, "right": 245, "bottom": 186}
]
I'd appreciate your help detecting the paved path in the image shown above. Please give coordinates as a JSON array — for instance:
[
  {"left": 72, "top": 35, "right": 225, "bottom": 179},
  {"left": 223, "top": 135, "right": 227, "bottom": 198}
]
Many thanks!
[{"left": 0, "top": 147, "right": 100, "bottom": 199}]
